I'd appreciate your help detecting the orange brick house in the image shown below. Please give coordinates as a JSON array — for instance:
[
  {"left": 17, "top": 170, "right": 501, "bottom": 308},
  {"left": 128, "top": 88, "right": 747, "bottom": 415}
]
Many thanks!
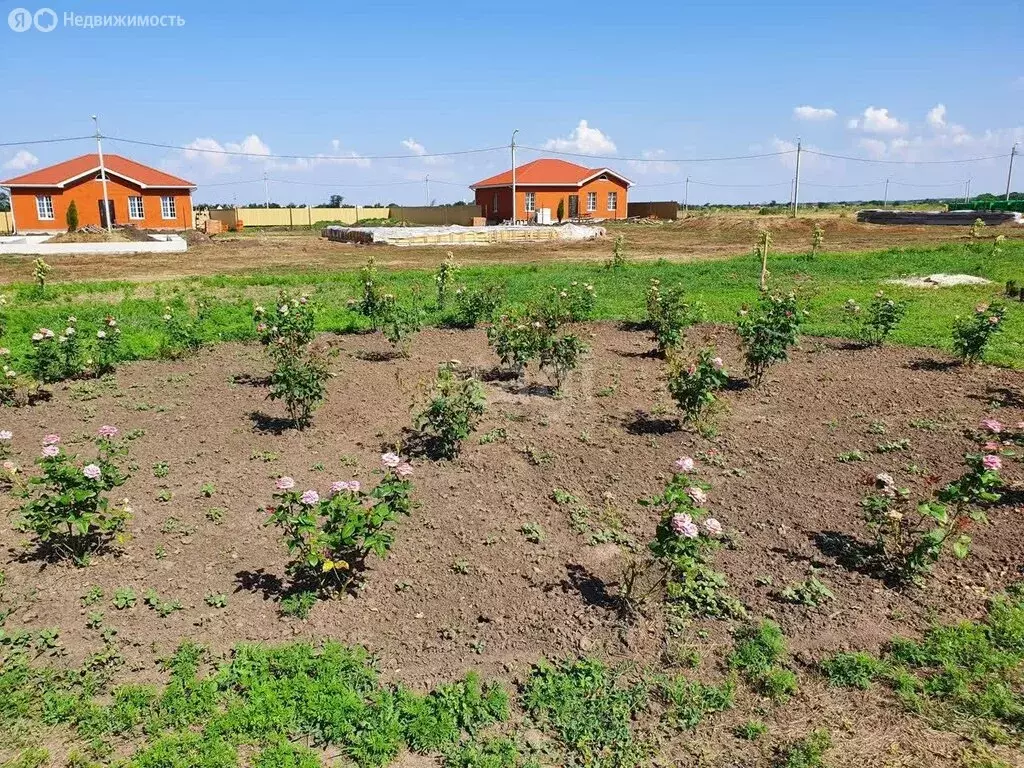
[
  {"left": 2, "top": 154, "right": 195, "bottom": 233},
  {"left": 470, "top": 159, "right": 632, "bottom": 223}
]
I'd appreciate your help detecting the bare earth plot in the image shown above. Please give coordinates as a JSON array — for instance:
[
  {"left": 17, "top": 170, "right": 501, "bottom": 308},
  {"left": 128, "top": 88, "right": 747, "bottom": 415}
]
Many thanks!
[{"left": 1, "top": 322, "right": 1023, "bottom": 766}]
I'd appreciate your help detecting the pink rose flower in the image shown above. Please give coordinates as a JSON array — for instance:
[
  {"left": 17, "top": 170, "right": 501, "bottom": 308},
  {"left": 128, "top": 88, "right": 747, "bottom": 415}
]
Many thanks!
[
  {"left": 98, "top": 425, "right": 118, "bottom": 438},
  {"left": 989, "top": 316, "right": 1001, "bottom": 325},
  {"left": 981, "top": 418, "right": 1003, "bottom": 434},
  {"left": 300, "top": 489, "right": 320, "bottom": 506},
  {"left": 396, "top": 462, "right": 413, "bottom": 479},
  {"left": 82, "top": 464, "right": 101, "bottom": 480},
  {"left": 686, "top": 486, "right": 707, "bottom": 505},
  {"left": 982, "top": 454, "right": 1002, "bottom": 471},
  {"left": 381, "top": 452, "right": 401, "bottom": 468},
  {"left": 42, "top": 434, "right": 60, "bottom": 445},
  {"left": 671, "top": 513, "right": 699, "bottom": 538},
  {"left": 275, "top": 476, "right": 295, "bottom": 491},
  {"left": 711, "top": 357, "right": 724, "bottom": 370},
  {"left": 983, "top": 441, "right": 1000, "bottom": 452},
  {"left": 41, "top": 445, "right": 59, "bottom": 458},
  {"left": 0, "top": 430, "right": 11, "bottom": 441},
  {"left": 703, "top": 518, "right": 723, "bottom": 536},
  {"left": 674, "top": 456, "right": 695, "bottom": 473},
  {"left": 2, "top": 460, "right": 16, "bottom": 472}
]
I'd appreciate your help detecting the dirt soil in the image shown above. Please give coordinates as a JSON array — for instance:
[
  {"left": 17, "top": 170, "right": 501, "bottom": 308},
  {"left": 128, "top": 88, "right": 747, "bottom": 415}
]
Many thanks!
[
  {"left": 3, "top": 215, "right": 1021, "bottom": 284},
  {"left": 46, "top": 227, "right": 156, "bottom": 245},
  {"left": 2, "top": 323, "right": 1023, "bottom": 766}
]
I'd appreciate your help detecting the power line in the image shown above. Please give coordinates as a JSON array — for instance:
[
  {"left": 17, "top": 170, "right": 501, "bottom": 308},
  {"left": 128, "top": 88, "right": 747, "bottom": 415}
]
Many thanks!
[
  {"left": 518, "top": 145, "right": 795, "bottom": 163},
  {"left": 0, "top": 136, "right": 92, "bottom": 148},
  {"left": 104, "top": 136, "right": 506, "bottom": 161},
  {"left": 265, "top": 177, "right": 422, "bottom": 188},
  {"left": 804, "top": 149, "right": 1009, "bottom": 165}
]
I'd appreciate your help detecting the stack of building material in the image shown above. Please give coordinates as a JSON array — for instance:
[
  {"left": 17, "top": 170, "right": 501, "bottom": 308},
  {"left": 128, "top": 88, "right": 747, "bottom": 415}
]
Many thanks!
[{"left": 857, "top": 209, "right": 1022, "bottom": 226}]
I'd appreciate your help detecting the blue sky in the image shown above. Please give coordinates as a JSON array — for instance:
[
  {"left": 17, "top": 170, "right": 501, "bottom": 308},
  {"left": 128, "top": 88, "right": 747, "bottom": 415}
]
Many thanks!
[{"left": 2, "top": 0, "right": 1022, "bottom": 205}]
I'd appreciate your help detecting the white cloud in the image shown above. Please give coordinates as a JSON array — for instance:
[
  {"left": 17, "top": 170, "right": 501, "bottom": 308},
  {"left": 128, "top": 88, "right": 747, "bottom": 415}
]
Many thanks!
[
  {"left": 627, "top": 149, "right": 678, "bottom": 175},
  {"left": 793, "top": 105, "right": 836, "bottom": 121},
  {"left": 926, "top": 104, "right": 947, "bottom": 129},
  {"left": 543, "top": 119, "right": 616, "bottom": 155},
  {"left": 331, "top": 138, "right": 341, "bottom": 151},
  {"left": 856, "top": 137, "right": 889, "bottom": 158},
  {"left": 401, "top": 138, "right": 426, "bottom": 156},
  {"left": 848, "top": 106, "right": 908, "bottom": 135},
  {"left": 2, "top": 150, "right": 39, "bottom": 170},
  {"left": 182, "top": 135, "right": 369, "bottom": 174}
]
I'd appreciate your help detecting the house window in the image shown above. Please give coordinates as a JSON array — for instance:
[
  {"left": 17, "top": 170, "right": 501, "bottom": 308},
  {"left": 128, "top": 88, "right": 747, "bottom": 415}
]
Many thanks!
[
  {"left": 160, "top": 196, "right": 176, "bottom": 220},
  {"left": 586, "top": 192, "right": 597, "bottom": 212},
  {"left": 524, "top": 191, "right": 535, "bottom": 213},
  {"left": 36, "top": 195, "right": 54, "bottom": 220},
  {"left": 607, "top": 192, "right": 618, "bottom": 212},
  {"left": 128, "top": 196, "right": 145, "bottom": 220},
  {"left": 493, "top": 193, "right": 498, "bottom": 213}
]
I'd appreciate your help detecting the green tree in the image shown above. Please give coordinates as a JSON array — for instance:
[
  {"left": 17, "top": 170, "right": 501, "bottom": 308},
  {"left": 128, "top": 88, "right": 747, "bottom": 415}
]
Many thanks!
[
  {"left": 65, "top": 200, "right": 79, "bottom": 232},
  {"left": 557, "top": 198, "right": 565, "bottom": 223}
]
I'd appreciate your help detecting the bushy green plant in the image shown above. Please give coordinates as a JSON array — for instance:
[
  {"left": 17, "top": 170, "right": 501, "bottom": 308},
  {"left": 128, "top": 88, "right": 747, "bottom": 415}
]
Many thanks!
[
  {"left": 29, "top": 326, "right": 61, "bottom": 383},
  {"left": 607, "top": 235, "right": 628, "bottom": 269},
  {"left": 350, "top": 256, "right": 387, "bottom": 322},
  {"left": 486, "top": 313, "right": 540, "bottom": 378},
  {"left": 159, "top": 304, "right": 205, "bottom": 359},
  {"left": 378, "top": 296, "right": 424, "bottom": 357},
  {"left": 810, "top": 222, "right": 824, "bottom": 257},
  {"left": 414, "top": 363, "right": 486, "bottom": 459},
  {"left": 778, "top": 575, "right": 835, "bottom": 607},
  {"left": 623, "top": 457, "right": 743, "bottom": 618},
  {"left": 737, "top": 292, "right": 803, "bottom": 386},
  {"left": 268, "top": 348, "right": 330, "bottom": 430},
  {"left": 14, "top": 427, "right": 130, "bottom": 565},
  {"left": 862, "top": 451, "right": 1003, "bottom": 587},
  {"left": 646, "top": 280, "right": 705, "bottom": 355},
  {"left": 971, "top": 217, "right": 986, "bottom": 238},
  {"left": 32, "top": 258, "right": 52, "bottom": 294},
  {"left": 727, "top": 620, "right": 798, "bottom": 701},
  {"left": 539, "top": 333, "right": 588, "bottom": 390},
  {"left": 254, "top": 293, "right": 315, "bottom": 355},
  {"left": 265, "top": 454, "right": 413, "bottom": 597},
  {"left": 435, "top": 252, "right": 459, "bottom": 309},
  {"left": 66, "top": 200, "right": 79, "bottom": 232},
  {"left": 820, "top": 651, "right": 882, "bottom": 690},
  {"left": 953, "top": 303, "right": 1005, "bottom": 364},
  {"left": 58, "top": 316, "right": 84, "bottom": 379},
  {"left": 522, "top": 657, "right": 651, "bottom": 768},
  {"left": 95, "top": 316, "right": 122, "bottom": 375},
  {"left": 450, "top": 284, "right": 503, "bottom": 328},
  {"left": 777, "top": 728, "right": 831, "bottom": 768},
  {"left": 851, "top": 291, "right": 908, "bottom": 346},
  {"left": 657, "top": 676, "right": 735, "bottom": 730},
  {"left": 666, "top": 348, "right": 728, "bottom": 422}
]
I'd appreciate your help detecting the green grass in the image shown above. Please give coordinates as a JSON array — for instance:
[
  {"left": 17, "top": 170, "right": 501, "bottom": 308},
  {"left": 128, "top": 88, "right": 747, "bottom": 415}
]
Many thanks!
[
  {"left": 820, "top": 589, "right": 1024, "bottom": 740},
  {"left": 4, "top": 239, "right": 1024, "bottom": 368},
  {"left": 727, "top": 621, "right": 799, "bottom": 701},
  {"left": 0, "top": 640, "right": 510, "bottom": 768}
]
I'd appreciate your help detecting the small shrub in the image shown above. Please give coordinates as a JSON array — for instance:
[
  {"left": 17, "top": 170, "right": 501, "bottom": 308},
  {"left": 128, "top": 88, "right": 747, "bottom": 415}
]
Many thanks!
[
  {"left": 450, "top": 284, "right": 503, "bottom": 328},
  {"left": 539, "top": 333, "right": 588, "bottom": 390},
  {"left": 953, "top": 303, "right": 1005, "bottom": 364},
  {"left": 607, "top": 235, "right": 628, "bottom": 269},
  {"left": 413, "top": 363, "right": 486, "bottom": 459},
  {"left": 810, "top": 222, "right": 824, "bottom": 257},
  {"left": 268, "top": 346, "right": 330, "bottom": 429},
  {"left": 970, "top": 217, "right": 986, "bottom": 239},
  {"left": 856, "top": 291, "right": 908, "bottom": 346},
  {"left": 32, "top": 258, "right": 52, "bottom": 294},
  {"left": 353, "top": 256, "right": 387, "bottom": 322},
  {"left": 265, "top": 453, "right": 414, "bottom": 599},
  {"left": 14, "top": 427, "right": 131, "bottom": 565},
  {"left": 486, "top": 313, "right": 540, "bottom": 378},
  {"left": 57, "top": 316, "right": 84, "bottom": 380},
  {"left": 377, "top": 295, "right": 423, "bottom": 356},
  {"left": 646, "top": 280, "right": 705, "bottom": 355},
  {"left": 666, "top": 348, "right": 728, "bottom": 423},
  {"left": 66, "top": 200, "right": 79, "bottom": 232},
  {"left": 29, "top": 327, "right": 61, "bottom": 383},
  {"left": 623, "top": 456, "right": 743, "bottom": 619},
  {"left": 737, "top": 292, "right": 803, "bottom": 386},
  {"left": 862, "top": 452, "right": 1003, "bottom": 587},
  {"left": 95, "top": 316, "right": 122, "bottom": 375},
  {"left": 160, "top": 305, "right": 204, "bottom": 359},
  {"left": 434, "top": 252, "right": 458, "bottom": 309},
  {"left": 254, "top": 293, "right": 315, "bottom": 356}
]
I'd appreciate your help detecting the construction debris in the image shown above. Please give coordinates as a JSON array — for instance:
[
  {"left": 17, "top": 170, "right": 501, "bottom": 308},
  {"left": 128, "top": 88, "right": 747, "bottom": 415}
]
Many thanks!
[
  {"left": 323, "top": 223, "right": 606, "bottom": 247},
  {"left": 857, "top": 209, "right": 1022, "bottom": 226},
  {"left": 886, "top": 274, "right": 992, "bottom": 288}
]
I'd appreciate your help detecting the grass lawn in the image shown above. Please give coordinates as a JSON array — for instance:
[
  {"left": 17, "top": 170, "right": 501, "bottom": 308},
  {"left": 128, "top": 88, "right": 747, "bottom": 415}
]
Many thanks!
[{"left": 4, "top": 238, "right": 1023, "bottom": 366}]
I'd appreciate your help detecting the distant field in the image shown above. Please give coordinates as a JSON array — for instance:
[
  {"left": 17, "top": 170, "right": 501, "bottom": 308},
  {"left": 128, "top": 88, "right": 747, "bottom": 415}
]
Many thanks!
[{"left": 2, "top": 237, "right": 1023, "bottom": 366}]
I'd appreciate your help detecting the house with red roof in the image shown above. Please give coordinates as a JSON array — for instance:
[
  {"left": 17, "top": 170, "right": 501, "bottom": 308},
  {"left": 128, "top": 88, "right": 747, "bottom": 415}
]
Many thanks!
[
  {"left": 1, "top": 154, "right": 195, "bottom": 233},
  {"left": 470, "top": 158, "right": 632, "bottom": 223}
]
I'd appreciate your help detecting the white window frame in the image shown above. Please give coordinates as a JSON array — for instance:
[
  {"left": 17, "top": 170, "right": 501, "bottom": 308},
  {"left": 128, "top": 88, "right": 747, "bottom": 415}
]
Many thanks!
[
  {"left": 36, "top": 195, "right": 54, "bottom": 221},
  {"left": 586, "top": 191, "right": 597, "bottom": 212},
  {"left": 160, "top": 196, "right": 176, "bottom": 220},
  {"left": 524, "top": 191, "right": 535, "bottom": 213},
  {"left": 128, "top": 196, "right": 145, "bottom": 220},
  {"left": 607, "top": 191, "right": 617, "bottom": 212}
]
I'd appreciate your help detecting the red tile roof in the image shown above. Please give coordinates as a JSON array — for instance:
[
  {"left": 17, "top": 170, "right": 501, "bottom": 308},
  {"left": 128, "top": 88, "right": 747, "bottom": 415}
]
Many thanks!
[
  {"left": 470, "top": 158, "right": 632, "bottom": 188},
  {"left": 2, "top": 154, "right": 195, "bottom": 189}
]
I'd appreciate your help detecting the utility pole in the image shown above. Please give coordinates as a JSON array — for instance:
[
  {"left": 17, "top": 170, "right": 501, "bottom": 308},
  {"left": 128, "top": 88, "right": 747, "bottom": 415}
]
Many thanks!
[
  {"left": 91, "top": 115, "right": 112, "bottom": 232},
  {"left": 964, "top": 178, "right": 971, "bottom": 204},
  {"left": 510, "top": 130, "right": 519, "bottom": 225},
  {"left": 263, "top": 172, "right": 270, "bottom": 209},
  {"left": 791, "top": 137, "right": 802, "bottom": 217},
  {"left": 1007, "top": 143, "right": 1018, "bottom": 202},
  {"left": 683, "top": 176, "right": 690, "bottom": 215},
  {"left": 883, "top": 178, "right": 889, "bottom": 209},
  {"left": 424, "top": 175, "right": 430, "bottom": 206}
]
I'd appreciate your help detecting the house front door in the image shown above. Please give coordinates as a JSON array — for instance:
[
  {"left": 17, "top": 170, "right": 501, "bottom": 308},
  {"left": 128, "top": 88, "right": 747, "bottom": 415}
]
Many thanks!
[
  {"left": 98, "top": 200, "right": 115, "bottom": 227},
  {"left": 568, "top": 194, "right": 579, "bottom": 219}
]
